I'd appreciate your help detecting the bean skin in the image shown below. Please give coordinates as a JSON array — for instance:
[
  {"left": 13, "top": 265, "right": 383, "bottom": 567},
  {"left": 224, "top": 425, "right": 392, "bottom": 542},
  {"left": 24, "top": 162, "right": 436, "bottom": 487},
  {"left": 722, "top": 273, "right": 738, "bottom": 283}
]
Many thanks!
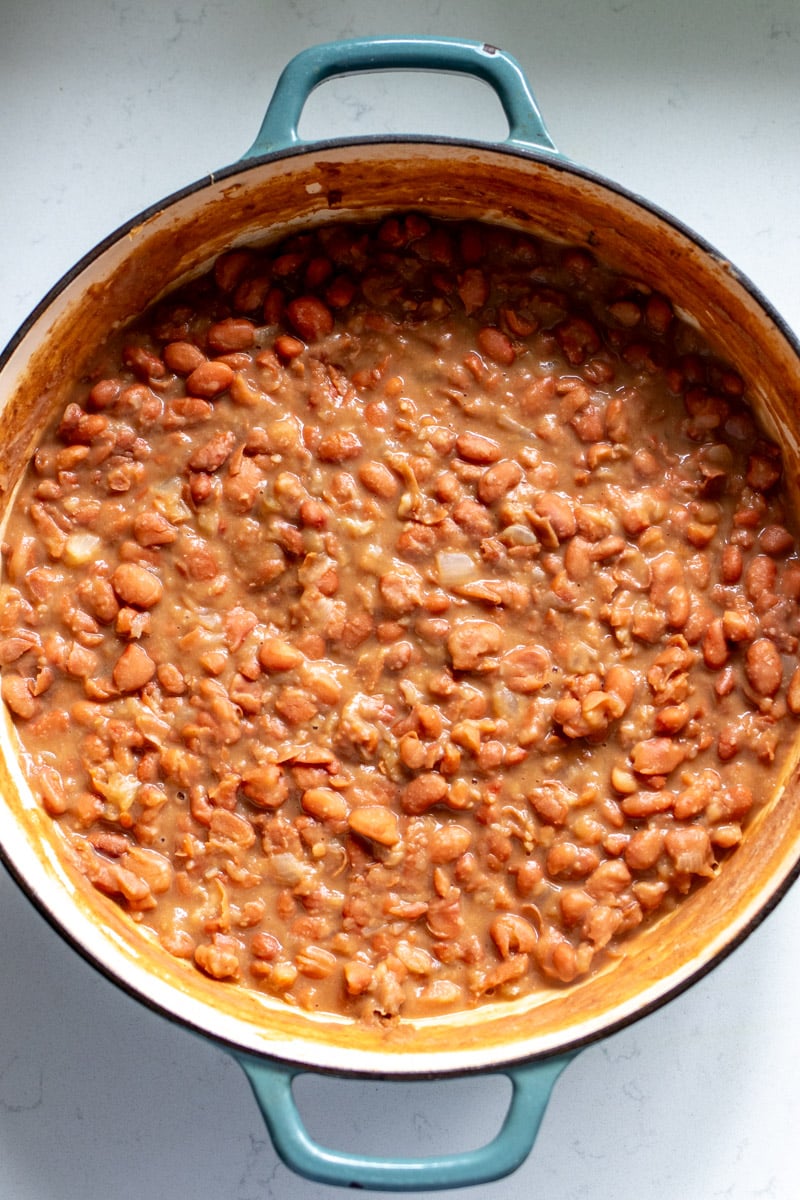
[
  {"left": 477, "top": 460, "right": 523, "bottom": 504},
  {"left": 358, "top": 461, "right": 398, "bottom": 497},
  {"left": 207, "top": 318, "right": 256, "bottom": 354},
  {"left": 163, "top": 341, "right": 206, "bottom": 375},
  {"left": 111, "top": 563, "right": 163, "bottom": 609},
  {"left": 477, "top": 326, "right": 516, "bottom": 365},
  {"left": 455, "top": 431, "right": 502, "bottom": 464},
  {"left": 348, "top": 806, "right": 401, "bottom": 847},
  {"left": 745, "top": 638, "right": 783, "bottom": 696},
  {"left": 186, "top": 360, "right": 235, "bottom": 398},
  {"left": 112, "top": 643, "right": 156, "bottom": 692},
  {"left": 1, "top": 674, "right": 37, "bottom": 719},
  {"left": 788, "top": 667, "right": 800, "bottom": 714},
  {"left": 316, "top": 431, "right": 362, "bottom": 463},
  {"left": 402, "top": 773, "right": 449, "bottom": 815},
  {"left": 286, "top": 295, "right": 334, "bottom": 341},
  {"left": 703, "top": 619, "right": 728, "bottom": 669}
]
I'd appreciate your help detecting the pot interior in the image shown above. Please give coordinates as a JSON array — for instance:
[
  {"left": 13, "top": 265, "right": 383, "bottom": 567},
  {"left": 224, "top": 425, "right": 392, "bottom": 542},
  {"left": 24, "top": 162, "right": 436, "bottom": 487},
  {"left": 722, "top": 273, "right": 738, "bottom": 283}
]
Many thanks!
[{"left": 2, "top": 140, "right": 800, "bottom": 1075}]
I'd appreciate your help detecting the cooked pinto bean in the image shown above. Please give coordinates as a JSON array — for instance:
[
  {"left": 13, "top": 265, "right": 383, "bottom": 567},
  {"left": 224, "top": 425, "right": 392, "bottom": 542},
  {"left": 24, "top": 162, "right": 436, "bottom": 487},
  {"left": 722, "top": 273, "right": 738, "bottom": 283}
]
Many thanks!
[
  {"left": 447, "top": 621, "right": 502, "bottom": 671},
  {"left": 402, "top": 773, "right": 449, "bottom": 815},
  {"left": 348, "top": 806, "right": 401, "bottom": 847},
  {"left": 455, "top": 432, "right": 502, "bottom": 464},
  {"left": 185, "top": 360, "right": 235, "bottom": 399},
  {"left": 163, "top": 341, "right": 206, "bottom": 375},
  {"left": 111, "top": 563, "right": 163, "bottom": 609},
  {"left": 5, "top": 213, "right": 800, "bottom": 1025},
  {"left": 286, "top": 295, "right": 334, "bottom": 342},
  {"left": 112, "top": 643, "right": 156, "bottom": 692},
  {"left": 477, "top": 460, "right": 523, "bottom": 504},
  {"left": 207, "top": 318, "right": 256, "bottom": 354},
  {"left": 745, "top": 638, "right": 783, "bottom": 696}
]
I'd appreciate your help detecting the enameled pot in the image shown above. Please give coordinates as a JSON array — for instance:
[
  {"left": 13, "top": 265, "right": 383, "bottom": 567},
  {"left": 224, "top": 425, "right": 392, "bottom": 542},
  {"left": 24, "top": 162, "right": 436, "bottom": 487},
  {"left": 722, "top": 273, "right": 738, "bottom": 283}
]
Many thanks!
[{"left": 1, "top": 37, "right": 800, "bottom": 1192}]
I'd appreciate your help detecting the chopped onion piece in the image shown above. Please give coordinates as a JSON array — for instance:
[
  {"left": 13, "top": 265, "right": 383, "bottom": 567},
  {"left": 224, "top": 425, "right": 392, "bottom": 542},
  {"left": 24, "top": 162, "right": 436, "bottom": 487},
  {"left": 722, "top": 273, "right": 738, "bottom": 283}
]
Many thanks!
[{"left": 436, "top": 551, "right": 478, "bottom": 587}]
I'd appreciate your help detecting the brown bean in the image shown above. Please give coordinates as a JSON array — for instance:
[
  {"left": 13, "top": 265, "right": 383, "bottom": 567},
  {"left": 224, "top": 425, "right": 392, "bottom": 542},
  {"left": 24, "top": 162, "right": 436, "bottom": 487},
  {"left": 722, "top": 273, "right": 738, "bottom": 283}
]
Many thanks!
[
  {"left": 111, "top": 563, "right": 163, "bottom": 609},
  {"left": 188, "top": 430, "right": 236, "bottom": 473},
  {"left": 604, "top": 665, "right": 636, "bottom": 710},
  {"left": 207, "top": 318, "right": 256, "bottom": 354},
  {"left": 654, "top": 703, "right": 690, "bottom": 734},
  {"left": 348, "top": 806, "right": 401, "bottom": 846},
  {"left": 624, "top": 828, "right": 664, "bottom": 871},
  {"left": 0, "top": 632, "right": 39, "bottom": 664},
  {"left": 316, "top": 431, "right": 362, "bottom": 463},
  {"left": 208, "top": 808, "right": 256, "bottom": 849},
  {"left": 163, "top": 341, "right": 206, "bottom": 375},
  {"left": 302, "top": 787, "right": 348, "bottom": 823},
  {"left": 214, "top": 249, "right": 253, "bottom": 292},
  {"left": 186, "top": 360, "right": 235, "bottom": 398},
  {"left": 447, "top": 620, "right": 502, "bottom": 671},
  {"left": 759, "top": 524, "right": 794, "bottom": 556},
  {"left": 344, "top": 960, "right": 374, "bottom": 995},
  {"left": 649, "top": 551, "right": 683, "bottom": 604},
  {"left": 458, "top": 268, "right": 489, "bottom": 314},
  {"left": 501, "top": 645, "right": 552, "bottom": 693},
  {"left": 123, "top": 344, "right": 166, "bottom": 382},
  {"left": 664, "top": 827, "right": 714, "bottom": 877},
  {"left": 555, "top": 315, "right": 601, "bottom": 364},
  {"left": 477, "top": 326, "right": 516, "bottom": 366},
  {"left": 745, "top": 554, "right": 777, "bottom": 601},
  {"left": 490, "top": 913, "right": 537, "bottom": 957},
  {"left": 87, "top": 378, "right": 121, "bottom": 410},
  {"left": 746, "top": 453, "right": 781, "bottom": 492},
  {"left": 402, "top": 772, "right": 449, "bottom": 814},
  {"left": 630, "top": 737, "right": 686, "bottom": 776},
  {"left": 477, "top": 460, "right": 523, "bottom": 504},
  {"left": 744, "top": 638, "right": 783, "bottom": 696},
  {"left": 564, "top": 536, "right": 593, "bottom": 583},
  {"left": 585, "top": 859, "right": 631, "bottom": 900},
  {"left": 112, "top": 643, "right": 156, "bottom": 692},
  {"left": 379, "top": 567, "right": 424, "bottom": 615},
  {"left": 546, "top": 841, "right": 601, "bottom": 879},
  {"left": 1, "top": 674, "right": 37, "bottom": 719},
  {"left": 429, "top": 824, "right": 472, "bottom": 862},
  {"left": 721, "top": 543, "right": 743, "bottom": 583},
  {"left": 721, "top": 609, "right": 758, "bottom": 643},
  {"left": 787, "top": 666, "right": 800, "bottom": 714},
  {"left": 358, "top": 460, "right": 398, "bottom": 497},
  {"left": 455, "top": 431, "right": 502, "bottom": 464},
  {"left": 240, "top": 763, "right": 289, "bottom": 809},
  {"left": 195, "top": 938, "right": 240, "bottom": 980},
  {"left": 286, "top": 296, "right": 334, "bottom": 341},
  {"left": 533, "top": 492, "right": 576, "bottom": 541},
  {"left": 258, "top": 638, "right": 303, "bottom": 672},
  {"left": 702, "top": 618, "right": 728, "bottom": 669},
  {"left": 132, "top": 511, "right": 178, "bottom": 547}
]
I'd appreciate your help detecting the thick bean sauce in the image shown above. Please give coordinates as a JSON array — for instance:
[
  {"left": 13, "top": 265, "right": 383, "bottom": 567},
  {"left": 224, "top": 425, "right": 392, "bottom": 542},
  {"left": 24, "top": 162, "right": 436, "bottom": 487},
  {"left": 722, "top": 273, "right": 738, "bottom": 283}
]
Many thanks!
[{"left": 3, "top": 215, "right": 800, "bottom": 1021}]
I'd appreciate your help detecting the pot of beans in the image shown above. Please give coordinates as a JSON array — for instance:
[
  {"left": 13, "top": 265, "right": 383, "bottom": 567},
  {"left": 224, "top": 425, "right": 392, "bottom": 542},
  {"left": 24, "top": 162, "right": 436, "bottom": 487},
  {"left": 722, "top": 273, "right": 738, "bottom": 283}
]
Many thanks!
[{"left": 1, "top": 35, "right": 800, "bottom": 1192}]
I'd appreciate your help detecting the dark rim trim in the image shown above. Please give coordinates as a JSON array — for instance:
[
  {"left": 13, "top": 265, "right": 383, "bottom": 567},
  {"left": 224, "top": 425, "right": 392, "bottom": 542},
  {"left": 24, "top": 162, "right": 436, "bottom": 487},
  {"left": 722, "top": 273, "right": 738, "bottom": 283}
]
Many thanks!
[{"left": 2, "top": 132, "right": 800, "bottom": 1077}]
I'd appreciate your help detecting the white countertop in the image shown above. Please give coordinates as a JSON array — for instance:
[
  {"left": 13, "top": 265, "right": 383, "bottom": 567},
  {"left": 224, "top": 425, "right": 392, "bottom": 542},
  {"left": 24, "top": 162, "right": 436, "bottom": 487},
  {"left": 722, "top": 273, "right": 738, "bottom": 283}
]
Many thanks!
[{"left": 1, "top": 2, "right": 799, "bottom": 1197}]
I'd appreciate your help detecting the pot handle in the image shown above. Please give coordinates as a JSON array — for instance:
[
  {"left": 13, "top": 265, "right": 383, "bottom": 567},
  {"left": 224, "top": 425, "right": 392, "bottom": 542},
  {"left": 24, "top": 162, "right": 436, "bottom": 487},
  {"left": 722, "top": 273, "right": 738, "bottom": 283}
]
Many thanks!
[
  {"left": 243, "top": 36, "right": 558, "bottom": 160},
  {"left": 233, "top": 1050, "right": 575, "bottom": 1191}
]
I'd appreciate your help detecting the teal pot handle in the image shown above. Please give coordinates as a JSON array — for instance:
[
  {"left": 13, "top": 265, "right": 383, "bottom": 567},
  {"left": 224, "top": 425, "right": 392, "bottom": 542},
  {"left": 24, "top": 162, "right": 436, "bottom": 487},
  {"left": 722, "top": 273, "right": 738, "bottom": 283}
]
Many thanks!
[
  {"left": 233, "top": 1050, "right": 575, "bottom": 1191},
  {"left": 244, "top": 36, "right": 558, "bottom": 160}
]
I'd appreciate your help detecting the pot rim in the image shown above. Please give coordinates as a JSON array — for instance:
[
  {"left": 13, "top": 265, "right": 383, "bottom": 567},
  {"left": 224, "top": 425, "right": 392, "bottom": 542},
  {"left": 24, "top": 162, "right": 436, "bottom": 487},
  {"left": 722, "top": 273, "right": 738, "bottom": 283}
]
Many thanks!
[
  {"left": 4, "top": 132, "right": 799, "bottom": 375},
  {"left": 2, "top": 131, "right": 800, "bottom": 1077}
]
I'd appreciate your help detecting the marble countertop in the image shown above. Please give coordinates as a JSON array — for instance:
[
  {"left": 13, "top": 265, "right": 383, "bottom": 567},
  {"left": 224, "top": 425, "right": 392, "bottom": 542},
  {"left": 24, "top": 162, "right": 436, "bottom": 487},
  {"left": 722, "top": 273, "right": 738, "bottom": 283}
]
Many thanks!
[{"left": 1, "top": 2, "right": 799, "bottom": 1197}]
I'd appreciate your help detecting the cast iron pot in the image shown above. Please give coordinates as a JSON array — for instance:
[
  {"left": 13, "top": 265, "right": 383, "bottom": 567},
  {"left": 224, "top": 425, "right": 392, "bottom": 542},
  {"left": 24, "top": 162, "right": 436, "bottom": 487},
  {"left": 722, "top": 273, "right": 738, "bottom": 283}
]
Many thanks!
[{"left": 1, "top": 37, "right": 800, "bottom": 1192}]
